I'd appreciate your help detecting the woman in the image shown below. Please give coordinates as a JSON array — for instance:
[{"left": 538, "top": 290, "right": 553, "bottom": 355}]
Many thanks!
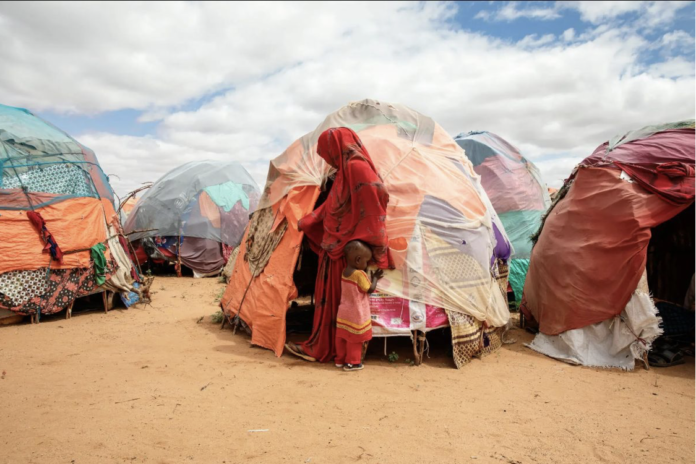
[{"left": 286, "top": 127, "right": 392, "bottom": 363}]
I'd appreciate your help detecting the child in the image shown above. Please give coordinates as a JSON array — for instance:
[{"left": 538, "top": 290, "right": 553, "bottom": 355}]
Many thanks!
[{"left": 336, "top": 240, "right": 383, "bottom": 371}]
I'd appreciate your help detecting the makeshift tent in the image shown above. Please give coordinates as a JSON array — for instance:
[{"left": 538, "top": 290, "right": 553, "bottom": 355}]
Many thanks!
[
  {"left": 221, "top": 99, "right": 512, "bottom": 368},
  {"left": 124, "top": 161, "right": 260, "bottom": 277},
  {"left": 521, "top": 120, "right": 695, "bottom": 369},
  {"left": 0, "top": 103, "right": 140, "bottom": 320},
  {"left": 454, "top": 131, "right": 551, "bottom": 304},
  {"left": 120, "top": 196, "right": 138, "bottom": 218}
]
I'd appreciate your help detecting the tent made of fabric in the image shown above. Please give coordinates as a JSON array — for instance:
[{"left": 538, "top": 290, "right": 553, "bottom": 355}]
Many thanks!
[
  {"left": 521, "top": 120, "right": 695, "bottom": 369},
  {"left": 221, "top": 99, "right": 512, "bottom": 362},
  {"left": 454, "top": 131, "right": 551, "bottom": 304},
  {"left": 0, "top": 103, "right": 139, "bottom": 317},
  {"left": 124, "top": 160, "right": 260, "bottom": 276}
]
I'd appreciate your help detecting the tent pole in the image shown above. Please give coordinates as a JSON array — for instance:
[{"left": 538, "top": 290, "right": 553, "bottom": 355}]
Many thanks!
[{"left": 176, "top": 226, "right": 182, "bottom": 278}]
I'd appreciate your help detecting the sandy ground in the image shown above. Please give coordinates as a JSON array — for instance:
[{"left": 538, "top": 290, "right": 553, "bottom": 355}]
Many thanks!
[{"left": 0, "top": 276, "right": 693, "bottom": 464}]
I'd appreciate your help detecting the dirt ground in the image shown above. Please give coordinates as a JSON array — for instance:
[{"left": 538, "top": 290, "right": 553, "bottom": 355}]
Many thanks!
[{"left": 0, "top": 276, "right": 693, "bottom": 464}]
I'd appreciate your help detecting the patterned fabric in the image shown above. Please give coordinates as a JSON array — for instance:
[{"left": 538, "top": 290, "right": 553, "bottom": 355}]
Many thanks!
[
  {"left": 0, "top": 269, "right": 49, "bottom": 305},
  {"left": 0, "top": 260, "right": 116, "bottom": 316},
  {"left": 336, "top": 270, "right": 373, "bottom": 342},
  {"left": 244, "top": 207, "right": 288, "bottom": 277},
  {"left": 495, "top": 258, "right": 510, "bottom": 306},
  {"left": 447, "top": 311, "right": 504, "bottom": 369},
  {"left": 422, "top": 225, "right": 489, "bottom": 312},
  {"left": 3, "top": 163, "right": 93, "bottom": 196}
]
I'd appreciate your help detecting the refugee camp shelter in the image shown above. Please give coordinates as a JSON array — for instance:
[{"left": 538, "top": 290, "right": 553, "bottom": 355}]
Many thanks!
[
  {"left": 521, "top": 120, "right": 695, "bottom": 369},
  {"left": 454, "top": 131, "right": 551, "bottom": 304},
  {"left": 120, "top": 196, "right": 138, "bottom": 219},
  {"left": 221, "top": 99, "right": 513, "bottom": 368},
  {"left": 124, "top": 160, "right": 260, "bottom": 278},
  {"left": 0, "top": 103, "right": 140, "bottom": 322}
]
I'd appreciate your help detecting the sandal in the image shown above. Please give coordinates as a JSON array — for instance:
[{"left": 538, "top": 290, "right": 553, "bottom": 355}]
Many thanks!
[
  {"left": 284, "top": 342, "right": 316, "bottom": 362},
  {"left": 648, "top": 348, "right": 685, "bottom": 368}
]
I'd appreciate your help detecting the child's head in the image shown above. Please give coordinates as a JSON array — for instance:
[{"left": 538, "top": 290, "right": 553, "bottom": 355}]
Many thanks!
[{"left": 344, "top": 240, "right": 372, "bottom": 271}]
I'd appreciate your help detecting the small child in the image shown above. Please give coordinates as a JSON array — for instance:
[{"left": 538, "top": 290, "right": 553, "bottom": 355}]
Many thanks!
[{"left": 336, "top": 240, "right": 383, "bottom": 371}]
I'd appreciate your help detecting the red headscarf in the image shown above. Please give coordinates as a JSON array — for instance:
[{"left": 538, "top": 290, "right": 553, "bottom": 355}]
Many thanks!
[{"left": 299, "top": 127, "right": 392, "bottom": 268}]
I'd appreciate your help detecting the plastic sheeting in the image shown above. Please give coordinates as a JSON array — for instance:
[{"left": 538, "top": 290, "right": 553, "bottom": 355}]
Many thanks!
[
  {"left": 454, "top": 131, "right": 550, "bottom": 302},
  {"left": 0, "top": 104, "right": 115, "bottom": 207},
  {"left": 223, "top": 99, "right": 511, "bottom": 356},
  {"left": 124, "top": 160, "right": 259, "bottom": 245},
  {"left": 528, "top": 271, "right": 662, "bottom": 370},
  {"left": 0, "top": 197, "right": 110, "bottom": 274}
]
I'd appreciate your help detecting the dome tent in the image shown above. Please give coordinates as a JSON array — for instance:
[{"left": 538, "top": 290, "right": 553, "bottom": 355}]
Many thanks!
[
  {"left": 124, "top": 160, "right": 260, "bottom": 278},
  {"left": 454, "top": 131, "right": 551, "bottom": 305},
  {"left": 522, "top": 120, "right": 695, "bottom": 369},
  {"left": 0, "top": 103, "right": 140, "bottom": 321},
  {"left": 221, "top": 99, "right": 512, "bottom": 368}
]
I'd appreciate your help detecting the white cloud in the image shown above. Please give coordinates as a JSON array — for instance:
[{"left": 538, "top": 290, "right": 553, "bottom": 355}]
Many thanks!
[
  {"left": 1, "top": 2, "right": 694, "bottom": 195},
  {"left": 477, "top": 1, "right": 692, "bottom": 30},
  {"left": 517, "top": 33, "right": 556, "bottom": 48},
  {"left": 648, "top": 57, "right": 696, "bottom": 78},
  {"left": 476, "top": 1, "right": 560, "bottom": 21},
  {"left": 565, "top": 1, "right": 646, "bottom": 24},
  {"left": 660, "top": 30, "right": 695, "bottom": 53},
  {"left": 562, "top": 28, "right": 576, "bottom": 42}
]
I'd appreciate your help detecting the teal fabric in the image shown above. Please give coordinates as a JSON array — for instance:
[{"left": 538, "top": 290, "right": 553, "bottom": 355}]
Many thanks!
[
  {"left": 508, "top": 258, "right": 530, "bottom": 304},
  {"left": 498, "top": 210, "right": 544, "bottom": 259},
  {"left": 203, "top": 181, "right": 249, "bottom": 211}
]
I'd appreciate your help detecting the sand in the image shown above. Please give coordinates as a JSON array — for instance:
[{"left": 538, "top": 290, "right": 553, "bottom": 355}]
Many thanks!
[{"left": 0, "top": 276, "right": 693, "bottom": 464}]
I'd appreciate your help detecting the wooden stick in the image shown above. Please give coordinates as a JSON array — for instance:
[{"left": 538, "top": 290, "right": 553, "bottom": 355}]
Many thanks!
[
  {"left": 412, "top": 330, "right": 419, "bottom": 365},
  {"left": 418, "top": 332, "right": 426, "bottom": 366}
]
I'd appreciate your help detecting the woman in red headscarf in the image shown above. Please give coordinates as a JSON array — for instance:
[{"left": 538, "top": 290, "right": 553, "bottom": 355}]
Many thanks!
[{"left": 286, "top": 127, "right": 392, "bottom": 363}]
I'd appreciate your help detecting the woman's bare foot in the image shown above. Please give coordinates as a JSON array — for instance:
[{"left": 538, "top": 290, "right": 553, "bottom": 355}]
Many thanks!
[{"left": 285, "top": 342, "right": 316, "bottom": 362}]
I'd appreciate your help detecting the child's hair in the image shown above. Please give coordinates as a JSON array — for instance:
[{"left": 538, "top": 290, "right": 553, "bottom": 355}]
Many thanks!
[{"left": 344, "top": 240, "right": 371, "bottom": 257}]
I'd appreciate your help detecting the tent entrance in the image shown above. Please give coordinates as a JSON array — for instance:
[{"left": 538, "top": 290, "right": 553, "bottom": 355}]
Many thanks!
[
  {"left": 287, "top": 179, "right": 333, "bottom": 334},
  {"left": 646, "top": 203, "right": 695, "bottom": 305}
]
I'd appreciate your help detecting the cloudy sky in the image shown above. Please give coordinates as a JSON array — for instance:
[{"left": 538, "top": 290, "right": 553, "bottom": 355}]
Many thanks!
[{"left": 1, "top": 1, "right": 694, "bottom": 196}]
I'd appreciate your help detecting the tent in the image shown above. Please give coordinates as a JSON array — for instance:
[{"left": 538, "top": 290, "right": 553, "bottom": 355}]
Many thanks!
[
  {"left": 124, "top": 160, "right": 260, "bottom": 278},
  {"left": 120, "top": 196, "right": 138, "bottom": 218},
  {"left": 454, "top": 131, "right": 551, "bottom": 304},
  {"left": 221, "top": 99, "right": 512, "bottom": 367},
  {"left": 521, "top": 120, "right": 695, "bottom": 369},
  {"left": 0, "top": 103, "right": 140, "bottom": 321}
]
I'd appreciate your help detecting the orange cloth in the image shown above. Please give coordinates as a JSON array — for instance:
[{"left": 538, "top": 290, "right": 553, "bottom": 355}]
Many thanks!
[
  {"left": 0, "top": 197, "right": 109, "bottom": 274},
  {"left": 198, "top": 191, "right": 221, "bottom": 228},
  {"left": 221, "top": 185, "right": 320, "bottom": 356}
]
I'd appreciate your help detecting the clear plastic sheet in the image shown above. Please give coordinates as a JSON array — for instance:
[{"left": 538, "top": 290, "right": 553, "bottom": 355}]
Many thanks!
[{"left": 124, "top": 160, "right": 260, "bottom": 247}]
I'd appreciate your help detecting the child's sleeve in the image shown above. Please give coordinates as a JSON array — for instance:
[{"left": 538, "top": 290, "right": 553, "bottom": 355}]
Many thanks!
[{"left": 355, "top": 270, "right": 373, "bottom": 294}]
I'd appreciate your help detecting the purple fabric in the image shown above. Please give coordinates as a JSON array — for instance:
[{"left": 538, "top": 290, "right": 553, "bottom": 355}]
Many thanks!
[
  {"left": 179, "top": 237, "right": 225, "bottom": 274},
  {"left": 492, "top": 221, "right": 511, "bottom": 263},
  {"left": 584, "top": 128, "right": 695, "bottom": 167}
]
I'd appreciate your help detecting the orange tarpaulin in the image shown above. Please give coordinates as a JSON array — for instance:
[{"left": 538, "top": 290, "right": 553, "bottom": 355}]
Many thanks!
[
  {"left": 221, "top": 185, "right": 320, "bottom": 356},
  {"left": 0, "top": 197, "right": 110, "bottom": 274}
]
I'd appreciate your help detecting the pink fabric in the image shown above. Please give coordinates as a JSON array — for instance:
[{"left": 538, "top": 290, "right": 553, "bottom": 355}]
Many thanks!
[
  {"left": 335, "top": 337, "right": 363, "bottom": 365},
  {"left": 474, "top": 156, "right": 547, "bottom": 213},
  {"left": 522, "top": 167, "right": 690, "bottom": 335},
  {"left": 336, "top": 270, "right": 373, "bottom": 343},
  {"left": 584, "top": 128, "right": 695, "bottom": 167}
]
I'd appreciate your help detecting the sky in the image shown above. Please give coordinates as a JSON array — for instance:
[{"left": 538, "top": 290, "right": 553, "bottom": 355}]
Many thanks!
[{"left": 1, "top": 1, "right": 694, "bottom": 197}]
